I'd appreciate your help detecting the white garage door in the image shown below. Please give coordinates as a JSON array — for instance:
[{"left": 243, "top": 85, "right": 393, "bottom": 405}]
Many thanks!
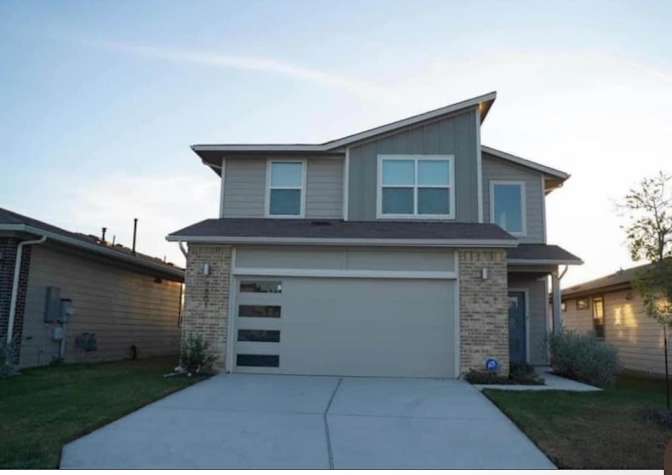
[{"left": 233, "top": 276, "right": 457, "bottom": 377}]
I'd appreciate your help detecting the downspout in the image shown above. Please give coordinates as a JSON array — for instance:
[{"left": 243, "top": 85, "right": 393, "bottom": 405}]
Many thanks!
[
  {"left": 179, "top": 242, "right": 188, "bottom": 259},
  {"left": 7, "top": 236, "right": 47, "bottom": 344}
]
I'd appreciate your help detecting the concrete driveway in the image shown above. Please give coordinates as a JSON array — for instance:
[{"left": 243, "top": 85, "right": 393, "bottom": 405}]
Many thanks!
[{"left": 60, "top": 374, "right": 554, "bottom": 469}]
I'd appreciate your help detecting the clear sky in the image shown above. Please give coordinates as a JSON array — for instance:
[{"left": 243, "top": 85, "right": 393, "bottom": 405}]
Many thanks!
[{"left": 1, "top": 0, "right": 671, "bottom": 286}]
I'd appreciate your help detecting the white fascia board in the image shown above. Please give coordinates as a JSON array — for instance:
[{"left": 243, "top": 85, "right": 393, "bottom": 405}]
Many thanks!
[
  {"left": 508, "top": 258, "right": 584, "bottom": 265},
  {"left": 166, "top": 234, "right": 517, "bottom": 248},
  {"left": 192, "top": 144, "right": 329, "bottom": 153},
  {"left": 481, "top": 145, "right": 570, "bottom": 180},
  {"left": 0, "top": 224, "right": 184, "bottom": 278}
]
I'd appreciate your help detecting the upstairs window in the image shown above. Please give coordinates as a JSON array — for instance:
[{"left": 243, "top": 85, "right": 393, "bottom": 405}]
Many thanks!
[
  {"left": 266, "top": 160, "right": 305, "bottom": 217},
  {"left": 490, "top": 181, "right": 526, "bottom": 236},
  {"left": 377, "top": 155, "right": 454, "bottom": 218}
]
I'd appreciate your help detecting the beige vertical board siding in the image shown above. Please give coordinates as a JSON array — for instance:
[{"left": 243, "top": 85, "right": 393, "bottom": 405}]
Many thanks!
[
  {"left": 222, "top": 157, "right": 343, "bottom": 219},
  {"left": 222, "top": 158, "right": 266, "bottom": 217},
  {"left": 509, "top": 274, "right": 549, "bottom": 365},
  {"left": 19, "top": 245, "right": 182, "bottom": 367},
  {"left": 305, "top": 158, "right": 344, "bottom": 218},
  {"left": 482, "top": 154, "right": 545, "bottom": 243}
]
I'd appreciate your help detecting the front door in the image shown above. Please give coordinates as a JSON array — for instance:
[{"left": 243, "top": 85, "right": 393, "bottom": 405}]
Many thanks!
[{"left": 508, "top": 291, "right": 527, "bottom": 364}]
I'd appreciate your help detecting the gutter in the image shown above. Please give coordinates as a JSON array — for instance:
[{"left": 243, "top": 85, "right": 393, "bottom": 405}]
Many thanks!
[{"left": 7, "top": 236, "right": 47, "bottom": 345}]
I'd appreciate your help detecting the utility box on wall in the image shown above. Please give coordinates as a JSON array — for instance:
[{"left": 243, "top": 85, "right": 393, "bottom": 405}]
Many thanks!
[
  {"left": 44, "top": 287, "right": 74, "bottom": 323},
  {"left": 44, "top": 287, "right": 61, "bottom": 322}
]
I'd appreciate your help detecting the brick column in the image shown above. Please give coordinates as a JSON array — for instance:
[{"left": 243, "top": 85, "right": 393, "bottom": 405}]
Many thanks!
[
  {"left": 182, "top": 244, "right": 231, "bottom": 370},
  {"left": 459, "top": 248, "right": 509, "bottom": 376}
]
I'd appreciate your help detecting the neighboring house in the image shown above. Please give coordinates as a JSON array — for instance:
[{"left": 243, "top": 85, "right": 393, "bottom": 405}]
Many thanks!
[
  {"left": 0, "top": 207, "right": 184, "bottom": 368},
  {"left": 563, "top": 263, "right": 671, "bottom": 376},
  {"left": 168, "top": 91, "right": 582, "bottom": 378}
]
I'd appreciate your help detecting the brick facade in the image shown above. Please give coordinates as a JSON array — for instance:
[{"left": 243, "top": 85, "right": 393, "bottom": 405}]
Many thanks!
[
  {"left": 181, "top": 245, "right": 510, "bottom": 376},
  {"left": 181, "top": 244, "right": 232, "bottom": 370},
  {"left": 0, "top": 238, "right": 32, "bottom": 363},
  {"left": 458, "top": 248, "right": 509, "bottom": 375}
]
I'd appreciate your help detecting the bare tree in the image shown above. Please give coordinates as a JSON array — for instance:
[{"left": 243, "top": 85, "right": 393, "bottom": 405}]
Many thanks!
[{"left": 620, "top": 171, "right": 672, "bottom": 408}]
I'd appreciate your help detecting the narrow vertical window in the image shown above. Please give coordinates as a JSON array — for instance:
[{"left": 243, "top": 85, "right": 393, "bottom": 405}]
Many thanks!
[
  {"left": 592, "top": 297, "right": 605, "bottom": 338},
  {"left": 491, "top": 182, "right": 526, "bottom": 235},
  {"left": 267, "top": 161, "right": 304, "bottom": 217}
]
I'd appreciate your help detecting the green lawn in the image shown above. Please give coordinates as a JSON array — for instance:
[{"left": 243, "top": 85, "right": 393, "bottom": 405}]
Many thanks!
[
  {"left": 485, "top": 375, "right": 672, "bottom": 469},
  {"left": 0, "top": 357, "right": 204, "bottom": 469}
]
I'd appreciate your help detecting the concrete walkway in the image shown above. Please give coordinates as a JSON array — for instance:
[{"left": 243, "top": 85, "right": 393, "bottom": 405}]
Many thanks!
[
  {"left": 475, "top": 369, "right": 602, "bottom": 392},
  {"left": 60, "top": 374, "right": 554, "bottom": 469}
]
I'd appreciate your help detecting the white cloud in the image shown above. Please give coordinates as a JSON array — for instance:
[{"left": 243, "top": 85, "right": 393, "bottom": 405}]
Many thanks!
[{"left": 92, "top": 40, "right": 393, "bottom": 103}]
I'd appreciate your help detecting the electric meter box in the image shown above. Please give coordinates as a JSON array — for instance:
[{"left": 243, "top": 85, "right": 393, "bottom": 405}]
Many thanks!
[
  {"left": 44, "top": 287, "right": 74, "bottom": 323},
  {"left": 44, "top": 287, "right": 61, "bottom": 322}
]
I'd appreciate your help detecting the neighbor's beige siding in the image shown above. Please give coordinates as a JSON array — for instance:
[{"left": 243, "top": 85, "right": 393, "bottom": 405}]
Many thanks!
[
  {"left": 564, "top": 290, "right": 672, "bottom": 376},
  {"left": 19, "top": 245, "right": 182, "bottom": 367}
]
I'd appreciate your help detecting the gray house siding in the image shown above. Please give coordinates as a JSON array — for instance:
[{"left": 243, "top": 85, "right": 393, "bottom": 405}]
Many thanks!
[
  {"left": 305, "top": 158, "right": 343, "bottom": 219},
  {"left": 222, "top": 157, "right": 343, "bottom": 219},
  {"left": 235, "top": 245, "right": 456, "bottom": 272},
  {"left": 348, "top": 108, "right": 480, "bottom": 222},
  {"left": 509, "top": 273, "right": 549, "bottom": 365},
  {"left": 482, "top": 153, "right": 546, "bottom": 243},
  {"left": 222, "top": 158, "right": 266, "bottom": 218},
  {"left": 19, "top": 244, "right": 182, "bottom": 368}
]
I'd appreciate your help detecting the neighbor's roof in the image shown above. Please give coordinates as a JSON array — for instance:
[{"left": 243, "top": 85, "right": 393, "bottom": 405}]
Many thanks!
[
  {"left": 507, "top": 244, "right": 583, "bottom": 265},
  {"left": 167, "top": 218, "right": 517, "bottom": 247},
  {"left": 0, "top": 207, "right": 183, "bottom": 280},
  {"left": 562, "top": 263, "right": 651, "bottom": 299}
]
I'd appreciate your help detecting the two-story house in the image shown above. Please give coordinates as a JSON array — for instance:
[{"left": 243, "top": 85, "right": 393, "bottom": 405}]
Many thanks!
[{"left": 168, "top": 91, "right": 582, "bottom": 378}]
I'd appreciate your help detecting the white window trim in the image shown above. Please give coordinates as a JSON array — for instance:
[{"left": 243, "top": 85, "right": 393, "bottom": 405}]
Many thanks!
[
  {"left": 376, "top": 154, "right": 455, "bottom": 220},
  {"left": 265, "top": 159, "right": 307, "bottom": 218},
  {"left": 489, "top": 180, "right": 527, "bottom": 237}
]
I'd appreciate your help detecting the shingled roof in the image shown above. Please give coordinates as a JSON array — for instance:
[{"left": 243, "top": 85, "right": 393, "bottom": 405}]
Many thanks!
[
  {"left": 0, "top": 207, "right": 183, "bottom": 280},
  {"left": 168, "top": 218, "right": 516, "bottom": 247}
]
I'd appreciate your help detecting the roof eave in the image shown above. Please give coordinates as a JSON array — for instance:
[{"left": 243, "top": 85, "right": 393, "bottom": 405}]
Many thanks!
[
  {"left": 0, "top": 224, "right": 184, "bottom": 280},
  {"left": 166, "top": 235, "right": 517, "bottom": 248},
  {"left": 189, "top": 91, "right": 497, "bottom": 162}
]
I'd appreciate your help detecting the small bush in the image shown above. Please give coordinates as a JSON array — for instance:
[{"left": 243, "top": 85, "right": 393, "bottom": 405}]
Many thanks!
[
  {"left": 180, "top": 334, "right": 217, "bottom": 375},
  {"left": 465, "top": 363, "right": 544, "bottom": 385},
  {"left": 549, "top": 330, "right": 620, "bottom": 387},
  {"left": 0, "top": 339, "right": 19, "bottom": 378}
]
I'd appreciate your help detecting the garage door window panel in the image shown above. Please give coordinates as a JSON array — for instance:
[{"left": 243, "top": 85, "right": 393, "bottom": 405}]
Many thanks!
[
  {"left": 237, "top": 354, "right": 279, "bottom": 367},
  {"left": 238, "top": 329, "right": 281, "bottom": 343},
  {"left": 240, "top": 280, "right": 283, "bottom": 294},
  {"left": 238, "top": 305, "right": 281, "bottom": 318}
]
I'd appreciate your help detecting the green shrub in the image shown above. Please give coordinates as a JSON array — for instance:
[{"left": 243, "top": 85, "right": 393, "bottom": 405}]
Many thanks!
[
  {"left": 465, "top": 363, "right": 544, "bottom": 385},
  {"left": 0, "top": 339, "right": 19, "bottom": 378},
  {"left": 549, "top": 330, "right": 620, "bottom": 387},
  {"left": 180, "top": 334, "right": 217, "bottom": 375}
]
